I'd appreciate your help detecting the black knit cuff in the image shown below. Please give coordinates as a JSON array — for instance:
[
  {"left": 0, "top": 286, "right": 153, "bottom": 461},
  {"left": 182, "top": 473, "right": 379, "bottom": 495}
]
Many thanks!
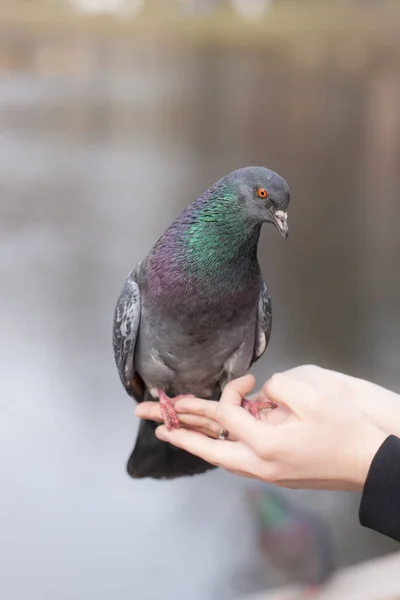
[{"left": 359, "top": 434, "right": 400, "bottom": 542}]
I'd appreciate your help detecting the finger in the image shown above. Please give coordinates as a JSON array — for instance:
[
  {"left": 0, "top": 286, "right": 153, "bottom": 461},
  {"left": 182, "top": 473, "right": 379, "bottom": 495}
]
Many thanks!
[
  {"left": 219, "top": 374, "right": 256, "bottom": 406},
  {"left": 247, "top": 389, "right": 269, "bottom": 403},
  {"left": 175, "top": 398, "right": 219, "bottom": 418},
  {"left": 262, "top": 373, "right": 320, "bottom": 418},
  {"left": 264, "top": 404, "right": 297, "bottom": 425},
  {"left": 175, "top": 376, "right": 267, "bottom": 445},
  {"left": 176, "top": 394, "right": 270, "bottom": 424},
  {"left": 135, "top": 402, "right": 237, "bottom": 439},
  {"left": 177, "top": 414, "right": 238, "bottom": 440},
  {"left": 175, "top": 374, "right": 255, "bottom": 414},
  {"left": 135, "top": 394, "right": 202, "bottom": 420},
  {"left": 135, "top": 402, "right": 163, "bottom": 422},
  {"left": 215, "top": 402, "right": 268, "bottom": 446},
  {"left": 155, "top": 425, "right": 257, "bottom": 471},
  {"left": 135, "top": 400, "right": 219, "bottom": 425},
  {"left": 284, "top": 365, "right": 344, "bottom": 390}
]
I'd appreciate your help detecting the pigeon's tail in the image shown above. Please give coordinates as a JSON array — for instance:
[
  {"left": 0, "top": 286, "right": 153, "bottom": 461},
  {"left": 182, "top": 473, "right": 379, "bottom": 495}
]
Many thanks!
[{"left": 127, "top": 418, "right": 217, "bottom": 479}]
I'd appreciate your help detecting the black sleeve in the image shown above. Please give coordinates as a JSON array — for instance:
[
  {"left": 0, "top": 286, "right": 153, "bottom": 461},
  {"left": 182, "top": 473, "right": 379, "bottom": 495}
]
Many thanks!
[{"left": 359, "top": 434, "right": 400, "bottom": 542}]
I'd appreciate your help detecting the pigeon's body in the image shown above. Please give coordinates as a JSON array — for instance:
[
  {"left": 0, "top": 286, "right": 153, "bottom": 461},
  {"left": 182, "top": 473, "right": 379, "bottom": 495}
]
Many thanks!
[
  {"left": 136, "top": 252, "right": 264, "bottom": 398},
  {"left": 113, "top": 166, "right": 290, "bottom": 479}
]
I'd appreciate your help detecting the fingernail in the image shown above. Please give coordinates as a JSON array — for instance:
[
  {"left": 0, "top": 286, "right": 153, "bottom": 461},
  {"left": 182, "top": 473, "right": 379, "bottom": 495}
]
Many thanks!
[
  {"left": 135, "top": 406, "right": 144, "bottom": 416},
  {"left": 155, "top": 427, "right": 168, "bottom": 441}
]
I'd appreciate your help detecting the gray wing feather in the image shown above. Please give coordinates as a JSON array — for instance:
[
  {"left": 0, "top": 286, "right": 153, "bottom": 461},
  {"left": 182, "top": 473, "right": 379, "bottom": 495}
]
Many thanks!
[
  {"left": 112, "top": 267, "right": 141, "bottom": 396},
  {"left": 252, "top": 280, "right": 272, "bottom": 363}
]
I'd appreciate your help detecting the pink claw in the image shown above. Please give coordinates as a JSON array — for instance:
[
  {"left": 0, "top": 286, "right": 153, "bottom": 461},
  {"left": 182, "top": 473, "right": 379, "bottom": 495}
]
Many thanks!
[
  {"left": 241, "top": 398, "right": 277, "bottom": 420},
  {"left": 157, "top": 389, "right": 195, "bottom": 430}
]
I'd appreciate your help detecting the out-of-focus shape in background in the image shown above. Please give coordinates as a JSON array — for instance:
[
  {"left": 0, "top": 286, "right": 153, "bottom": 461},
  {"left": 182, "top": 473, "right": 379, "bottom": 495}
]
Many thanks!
[
  {"left": 57, "top": 0, "right": 276, "bottom": 19},
  {"left": 247, "top": 484, "right": 335, "bottom": 594},
  {"left": 1, "top": 1, "right": 400, "bottom": 599},
  {"left": 242, "top": 550, "right": 400, "bottom": 600}
]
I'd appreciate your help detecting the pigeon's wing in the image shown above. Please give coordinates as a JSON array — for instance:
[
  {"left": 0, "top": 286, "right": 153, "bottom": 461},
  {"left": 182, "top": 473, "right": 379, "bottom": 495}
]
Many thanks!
[
  {"left": 252, "top": 280, "right": 272, "bottom": 364},
  {"left": 112, "top": 266, "right": 144, "bottom": 401}
]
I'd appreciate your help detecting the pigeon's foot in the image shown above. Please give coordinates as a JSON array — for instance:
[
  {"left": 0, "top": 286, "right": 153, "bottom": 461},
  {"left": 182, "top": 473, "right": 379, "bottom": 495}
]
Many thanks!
[
  {"left": 241, "top": 398, "right": 277, "bottom": 420},
  {"left": 157, "top": 389, "right": 195, "bottom": 430}
]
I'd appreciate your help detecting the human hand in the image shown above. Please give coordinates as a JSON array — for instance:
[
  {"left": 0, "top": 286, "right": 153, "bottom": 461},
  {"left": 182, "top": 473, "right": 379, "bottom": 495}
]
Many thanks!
[
  {"left": 283, "top": 365, "right": 400, "bottom": 437},
  {"left": 136, "top": 365, "right": 400, "bottom": 440},
  {"left": 140, "top": 373, "right": 388, "bottom": 490},
  {"left": 135, "top": 380, "right": 291, "bottom": 441}
]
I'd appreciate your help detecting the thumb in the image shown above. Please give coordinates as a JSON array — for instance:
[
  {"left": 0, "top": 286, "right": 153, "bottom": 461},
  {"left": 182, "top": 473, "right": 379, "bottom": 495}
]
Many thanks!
[
  {"left": 220, "top": 374, "right": 256, "bottom": 406},
  {"left": 262, "top": 373, "right": 320, "bottom": 419}
]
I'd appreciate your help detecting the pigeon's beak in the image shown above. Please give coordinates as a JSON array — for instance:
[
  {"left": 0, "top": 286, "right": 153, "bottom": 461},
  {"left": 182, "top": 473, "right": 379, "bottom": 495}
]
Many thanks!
[{"left": 273, "top": 210, "right": 289, "bottom": 239}]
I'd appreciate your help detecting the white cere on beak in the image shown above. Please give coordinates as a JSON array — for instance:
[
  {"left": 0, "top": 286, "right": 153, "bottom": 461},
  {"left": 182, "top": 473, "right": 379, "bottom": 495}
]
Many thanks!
[{"left": 273, "top": 210, "right": 289, "bottom": 238}]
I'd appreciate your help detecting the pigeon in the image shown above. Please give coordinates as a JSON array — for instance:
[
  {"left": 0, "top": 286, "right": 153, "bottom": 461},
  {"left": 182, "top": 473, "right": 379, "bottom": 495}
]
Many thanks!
[{"left": 112, "top": 166, "right": 290, "bottom": 479}]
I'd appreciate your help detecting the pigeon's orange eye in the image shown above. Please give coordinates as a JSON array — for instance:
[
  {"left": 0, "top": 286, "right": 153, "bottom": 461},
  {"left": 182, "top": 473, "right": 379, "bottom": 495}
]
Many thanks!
[{"left": 257, "top": 187, "right": 268, "bottom": 199}]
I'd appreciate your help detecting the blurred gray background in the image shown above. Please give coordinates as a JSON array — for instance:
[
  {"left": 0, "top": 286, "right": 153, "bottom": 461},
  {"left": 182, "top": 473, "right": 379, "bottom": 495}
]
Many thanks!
[{"left": 1, "top": 2, "right": 400, "bottom": 599}]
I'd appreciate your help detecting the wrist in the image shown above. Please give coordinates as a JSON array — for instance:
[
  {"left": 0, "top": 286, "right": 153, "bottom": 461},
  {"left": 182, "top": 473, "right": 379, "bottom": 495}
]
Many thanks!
[
  {"left": 352, "top": 425, "right": 388, "bottom": 490},
  {"left": 347, "top": 377, "right": 400, "bottom": 438}
]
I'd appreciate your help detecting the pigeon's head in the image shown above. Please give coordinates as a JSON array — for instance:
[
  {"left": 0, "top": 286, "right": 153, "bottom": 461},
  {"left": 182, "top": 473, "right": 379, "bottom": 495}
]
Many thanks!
[{"left": 231, "top": 166, "right": 290, "bottom": 239}]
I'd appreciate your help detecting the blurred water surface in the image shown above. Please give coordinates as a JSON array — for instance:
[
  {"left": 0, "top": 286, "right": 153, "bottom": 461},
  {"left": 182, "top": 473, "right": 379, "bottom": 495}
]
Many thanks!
[{"left": 1, "top": 31, "right": 400, "bottom": 600}]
